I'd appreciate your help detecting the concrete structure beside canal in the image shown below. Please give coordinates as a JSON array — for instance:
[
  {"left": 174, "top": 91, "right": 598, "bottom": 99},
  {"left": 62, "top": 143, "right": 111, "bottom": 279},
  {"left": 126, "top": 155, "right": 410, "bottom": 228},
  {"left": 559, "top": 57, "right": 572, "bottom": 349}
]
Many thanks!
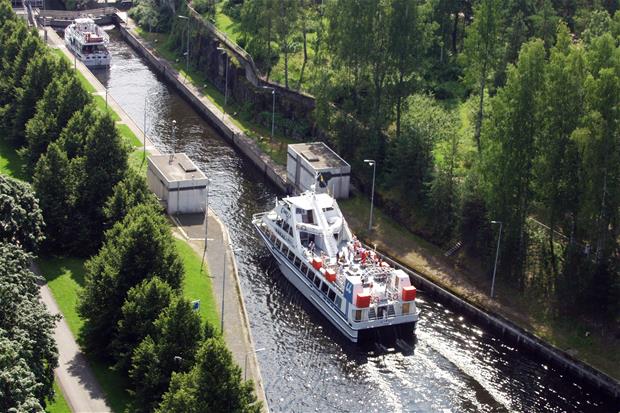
[
  {"left": 147, "top": 153, "right": 207, "bottom": 215},
  {"left": 287, "top": 142, "right": 351, "bottom": 199}
]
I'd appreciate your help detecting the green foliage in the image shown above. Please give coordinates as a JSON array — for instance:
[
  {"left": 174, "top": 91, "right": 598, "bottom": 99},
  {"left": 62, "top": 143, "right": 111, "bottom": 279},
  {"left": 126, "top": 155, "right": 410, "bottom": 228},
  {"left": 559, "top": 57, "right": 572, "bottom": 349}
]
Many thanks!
[
  {"left": 129, "top": 0, "right": 177, "bottom": 33},
  {"left": 0, "top": 243, "right": 59, "bottom": 409},
  {"left": 24, "top": 73, "right": 91, "bottom": 170},
  {"left": 103, "top": 167, "right": 160, "bottom": 228},
  {"left": 34, "top": 106, "right": 128, "bottom": 255},
  {"left": 462, "top": 0, "right": 504, "bottom": 152},
  {"left": 482, "top": 39, "right": 547, "bottom": 282},
  {"left": 0, "top": 174, "right": 44, "bottom": 251},
  {"left": 10, "top": 53, "right": 67, "bottom": 147},
  {"left": 157, "top": 338, "right": 261, "bottom": 413},
  {"left": 79, "top": 204, "right": 184, "bottom": 357},
  {"left": 113, "top": 277, "right": 174, "bottom": 373},
  {"left": 130, "top": 296, "right": 202, "bottom": 412}
]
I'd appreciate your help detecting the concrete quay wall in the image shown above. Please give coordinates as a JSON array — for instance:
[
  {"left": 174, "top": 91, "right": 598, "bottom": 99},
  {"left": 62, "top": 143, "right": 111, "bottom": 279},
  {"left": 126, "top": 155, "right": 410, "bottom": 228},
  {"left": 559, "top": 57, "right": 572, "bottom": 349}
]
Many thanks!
[{"left": 115, "top": 17, "right": 289, "bottom": 194}]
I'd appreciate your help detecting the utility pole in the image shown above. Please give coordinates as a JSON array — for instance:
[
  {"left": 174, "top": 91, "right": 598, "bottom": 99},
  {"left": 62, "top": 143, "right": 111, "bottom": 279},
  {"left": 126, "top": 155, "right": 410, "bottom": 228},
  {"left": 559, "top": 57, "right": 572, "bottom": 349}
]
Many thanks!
[
  {"left": 363, "top": 159, "right": 376, "bottom": 232},
  {"left": 490, "top": 220, "right": 503, "bottom": 298}
]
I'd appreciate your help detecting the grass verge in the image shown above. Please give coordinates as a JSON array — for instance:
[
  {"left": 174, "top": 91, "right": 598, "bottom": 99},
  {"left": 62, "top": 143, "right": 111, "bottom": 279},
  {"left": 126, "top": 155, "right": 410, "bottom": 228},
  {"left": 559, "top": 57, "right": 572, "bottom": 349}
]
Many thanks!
[
  {"left": 38, "top": 256, "right": 131, "bottom": 413},
  {"left": 46, "top": 379, "right": 70, "bottom": 413},
  {"left": 176, "top": 238, "right": 219, "bottom": 328},
  {"left": 0, "top": 139, "right": 27, "bottom": 181},
  {"left": 117, "top": 123, "right": 143, "bottom": 147}
]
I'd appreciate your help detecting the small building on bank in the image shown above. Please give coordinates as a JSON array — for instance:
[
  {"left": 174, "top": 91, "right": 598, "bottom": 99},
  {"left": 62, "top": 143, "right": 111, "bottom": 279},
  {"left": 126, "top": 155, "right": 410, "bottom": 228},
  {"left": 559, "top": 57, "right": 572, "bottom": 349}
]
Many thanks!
[
  {"left": 287, "top": 142, "right": 351, "bottom": 199},
  {"left": 147, "top": 153, "right": 208, "bottom": 215}
]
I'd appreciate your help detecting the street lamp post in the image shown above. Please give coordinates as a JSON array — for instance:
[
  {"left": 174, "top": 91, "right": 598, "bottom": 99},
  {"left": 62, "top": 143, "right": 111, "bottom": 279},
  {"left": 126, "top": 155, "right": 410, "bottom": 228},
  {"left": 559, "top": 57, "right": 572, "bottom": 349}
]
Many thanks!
[
  {"left": 221, "top": 245, "right": 242, "bottom": 334},
  {"left": 105, "top": 85, "right": 108, "bottom": 108},
  {"left": 363, "top": 159, "right": 376, "bottom": 232},
  {"left": 178, "top": 15, "right": 190, "bottom": 77},
  {"left": 200, "top": 177, "right": 211, "bottom": 273},
  {"left": 142, "top": 94, "right": 148, "bottom": 167},
  {"left": 244, "top": 348, "right": 266, "bottom": 381},
  {"left": 490, "top": 220, "right": 503, "bottom": 298},
  {"left": 261, "top": 86, "right": 275, "bottom": 140}
]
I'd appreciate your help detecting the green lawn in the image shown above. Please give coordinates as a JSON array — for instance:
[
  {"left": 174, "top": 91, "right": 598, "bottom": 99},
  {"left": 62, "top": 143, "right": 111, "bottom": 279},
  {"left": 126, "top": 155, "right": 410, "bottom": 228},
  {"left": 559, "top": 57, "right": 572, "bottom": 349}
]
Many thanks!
[
  {"left": 93, "top": 95, "right": 121, "bottom": 121},
  {"left": 38, "top": 256, "right": 86, "bottom": 336},
  {"left": 50, "top": 48, "right": 97, "bottom": 93},
  {"left": 214, "top": 3, "right": 243, "bottom": 44},
  {"left": 117, "top": 124, "right": 143, "bottom": 148},
  {"left": 0, "top": 139, "right": 28, "bottom": 181},
  {"left": 37, "top": 256, "right": 131, "bottom": 413},
  {"left": 46, "top": 380, "right": 70, "bottom": 413},
  {"left": 176, "top": 238, "right": 219, "bottom": 328}
]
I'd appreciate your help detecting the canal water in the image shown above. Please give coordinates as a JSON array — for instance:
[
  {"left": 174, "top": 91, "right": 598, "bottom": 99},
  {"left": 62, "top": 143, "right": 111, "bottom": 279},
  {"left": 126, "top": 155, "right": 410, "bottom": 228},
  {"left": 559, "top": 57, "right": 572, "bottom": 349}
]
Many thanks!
[{"left": 93, "top": 30, "right": 616, "bottom": 413}]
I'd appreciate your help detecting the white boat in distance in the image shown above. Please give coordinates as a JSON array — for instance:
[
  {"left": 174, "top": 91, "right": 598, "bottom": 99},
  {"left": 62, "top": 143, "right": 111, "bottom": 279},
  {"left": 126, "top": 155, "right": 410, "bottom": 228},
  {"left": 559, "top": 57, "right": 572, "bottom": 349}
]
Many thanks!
[
  {"left": 253, "top": 188, "right": 419, "bottom": 343},
  {"left": 64, "top": 18, "right": 111, "bottom": 67}
]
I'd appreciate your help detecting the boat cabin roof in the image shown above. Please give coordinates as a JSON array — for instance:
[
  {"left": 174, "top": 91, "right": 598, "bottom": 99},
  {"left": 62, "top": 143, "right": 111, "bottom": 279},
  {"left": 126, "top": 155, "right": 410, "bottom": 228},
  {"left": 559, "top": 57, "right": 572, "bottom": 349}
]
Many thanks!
[
  {"left": 74, "top": 18, "right": 95, "bottom": 24},
  {"left": 285, "top": 192, "right": 334, "bottom": 211}
]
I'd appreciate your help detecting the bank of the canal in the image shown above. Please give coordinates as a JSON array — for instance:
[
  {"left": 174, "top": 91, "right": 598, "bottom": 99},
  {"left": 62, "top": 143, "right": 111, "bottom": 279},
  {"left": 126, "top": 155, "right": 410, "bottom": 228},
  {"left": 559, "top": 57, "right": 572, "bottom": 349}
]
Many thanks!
[
  {"left": 95, "top": 20, "right": 618, "bottom": 412},
  {"left": 42, "top": 25, "right": 268, "bottom": 411}
]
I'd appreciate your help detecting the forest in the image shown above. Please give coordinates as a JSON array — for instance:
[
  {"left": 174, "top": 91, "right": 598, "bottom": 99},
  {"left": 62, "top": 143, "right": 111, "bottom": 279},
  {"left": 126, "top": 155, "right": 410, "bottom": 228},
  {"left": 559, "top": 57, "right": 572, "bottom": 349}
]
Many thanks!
[
  {"left": 129, "top": 0, "right": 620, "bottom": 322},
  {"left": 0, "top": 1, "right": 261, "bottom": 410}
]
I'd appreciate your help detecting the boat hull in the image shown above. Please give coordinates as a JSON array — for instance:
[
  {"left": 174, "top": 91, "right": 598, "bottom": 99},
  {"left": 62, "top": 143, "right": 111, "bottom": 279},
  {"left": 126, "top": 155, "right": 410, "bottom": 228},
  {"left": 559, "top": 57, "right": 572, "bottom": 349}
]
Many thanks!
[
  {"left": 65, "top": 39, "right": 111, "bottom": 67},
  {"left": 256, "top": 224, "right": 417, "bottom": 343}
]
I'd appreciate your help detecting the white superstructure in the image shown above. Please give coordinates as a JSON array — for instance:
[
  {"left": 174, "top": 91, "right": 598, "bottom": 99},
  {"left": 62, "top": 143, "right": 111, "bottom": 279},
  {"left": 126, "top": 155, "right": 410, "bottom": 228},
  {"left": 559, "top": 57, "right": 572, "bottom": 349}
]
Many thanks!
[
  {"left": 253, "top": 188, "right": 419, "bottom": 342},
  {"left": 64, "top": 18, "right": 110, "bottom": 67}
]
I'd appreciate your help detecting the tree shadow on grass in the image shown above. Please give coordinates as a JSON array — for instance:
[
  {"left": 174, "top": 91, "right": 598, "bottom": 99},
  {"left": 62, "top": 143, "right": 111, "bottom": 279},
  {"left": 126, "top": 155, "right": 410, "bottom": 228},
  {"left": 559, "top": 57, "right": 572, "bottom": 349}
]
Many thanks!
[{"left": 37, "top": 256, "right": 87, "bottom": 286}]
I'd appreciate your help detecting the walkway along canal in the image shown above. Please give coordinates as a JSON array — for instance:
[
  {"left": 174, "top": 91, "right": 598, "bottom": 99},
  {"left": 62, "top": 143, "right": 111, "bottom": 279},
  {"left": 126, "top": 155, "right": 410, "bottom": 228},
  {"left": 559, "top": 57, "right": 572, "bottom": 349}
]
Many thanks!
[{"left": 90, "top": 27, "right": 617, "bottom": 412}]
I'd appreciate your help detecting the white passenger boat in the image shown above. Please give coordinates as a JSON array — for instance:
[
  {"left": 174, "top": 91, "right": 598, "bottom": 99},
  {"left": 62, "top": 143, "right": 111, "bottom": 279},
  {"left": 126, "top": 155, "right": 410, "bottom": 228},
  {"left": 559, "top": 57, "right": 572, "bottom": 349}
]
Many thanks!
[
  {"left": 64, "top": 18, "right": 111, "bottom": 67},
  {"left": 253, "top": 188, "right": 419, "bottom": 343}
]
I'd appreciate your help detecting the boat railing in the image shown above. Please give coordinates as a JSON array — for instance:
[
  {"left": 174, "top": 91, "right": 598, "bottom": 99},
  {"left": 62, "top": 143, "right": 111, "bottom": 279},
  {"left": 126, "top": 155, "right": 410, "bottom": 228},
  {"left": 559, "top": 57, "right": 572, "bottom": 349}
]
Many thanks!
[{"left": 71, "top": 24, "right": 110, "bottom": 45}]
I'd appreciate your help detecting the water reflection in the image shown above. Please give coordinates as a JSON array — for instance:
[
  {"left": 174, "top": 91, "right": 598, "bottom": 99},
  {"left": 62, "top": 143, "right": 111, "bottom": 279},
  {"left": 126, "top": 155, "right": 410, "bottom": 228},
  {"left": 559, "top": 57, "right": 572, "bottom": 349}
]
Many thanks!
[{"left": 93, "top": 29, "right": 617, "bottom": 413}]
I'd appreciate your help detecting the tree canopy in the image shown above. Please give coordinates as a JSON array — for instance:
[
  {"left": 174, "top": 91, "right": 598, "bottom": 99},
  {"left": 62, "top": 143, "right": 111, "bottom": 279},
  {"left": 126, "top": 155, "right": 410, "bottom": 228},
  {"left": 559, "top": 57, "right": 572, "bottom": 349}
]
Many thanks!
[{"left": 0, "top": 174, "right": 45, "bottom": 251}]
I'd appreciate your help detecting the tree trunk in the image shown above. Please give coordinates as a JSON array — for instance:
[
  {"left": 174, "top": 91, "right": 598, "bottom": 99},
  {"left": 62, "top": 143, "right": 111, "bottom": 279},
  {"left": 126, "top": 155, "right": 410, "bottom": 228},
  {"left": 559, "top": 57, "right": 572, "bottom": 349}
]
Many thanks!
[
  {"left": 452, "top": 11, "right": 458, "bottom": 54},
  {"left": 267, "top": 19, "right": 272, "bottom": 80},
  {"left": 298, "top": 20, "right": 307, "bottom": 89},
  {"left": 284, "top": 48, "right": 289, "bottom": 88},
  {"left": 474, "top": 72, "right": 486, "bottom": 154},
  {"left": 396, "top": 70, "right": 404, "bottom": 139}
]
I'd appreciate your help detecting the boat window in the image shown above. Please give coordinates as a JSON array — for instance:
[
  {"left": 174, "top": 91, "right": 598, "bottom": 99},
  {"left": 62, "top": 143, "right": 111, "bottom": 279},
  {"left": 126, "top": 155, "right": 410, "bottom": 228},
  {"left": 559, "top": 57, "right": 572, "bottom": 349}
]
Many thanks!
[
  {"left": 287, "top": 249, "right": 294, "bottom": 260},
  {"left": 335, "top": 296, "right": 342, "bottom": 308},
  {"left": 306, "top": 269, "right": 313, "bottom": 280},
  {"left": 354, "top": 310, "right": 362, "bottom": 322},
  {"left": 328, "top": 289, "right": 336, "bottom": 302},
  {"left": 293, "top": 256, "right": 301, "bottom": 268},
  {"left": 313, "top": 276, "right": 321, "bottom": 288},
  {"left": 276, "top": 239, "right": 282, "bottom": 250},
  {"left": 320, "top": 282, "right": 328, "bottom": 294}
]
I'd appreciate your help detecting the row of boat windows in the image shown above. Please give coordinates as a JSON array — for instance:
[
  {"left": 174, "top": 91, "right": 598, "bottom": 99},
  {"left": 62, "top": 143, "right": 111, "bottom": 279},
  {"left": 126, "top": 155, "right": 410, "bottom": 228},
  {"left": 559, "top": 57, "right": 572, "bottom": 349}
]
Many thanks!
[
  {"left": 275, "top": 218, "right": 294, "bottom": 237},
  {"left": 268, "top": 230, "right": 343, "bottom": 311}
]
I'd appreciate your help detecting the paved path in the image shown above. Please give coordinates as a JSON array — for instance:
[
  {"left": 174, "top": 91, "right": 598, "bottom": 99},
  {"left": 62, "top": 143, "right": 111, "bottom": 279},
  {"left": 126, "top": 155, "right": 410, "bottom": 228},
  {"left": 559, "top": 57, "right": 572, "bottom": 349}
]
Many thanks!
[
  {"left": 173, "top": 211, "right": 269, "bottom": 411},
  {"left": 38, "top": 281, "right": 111, "bottom": 413}
]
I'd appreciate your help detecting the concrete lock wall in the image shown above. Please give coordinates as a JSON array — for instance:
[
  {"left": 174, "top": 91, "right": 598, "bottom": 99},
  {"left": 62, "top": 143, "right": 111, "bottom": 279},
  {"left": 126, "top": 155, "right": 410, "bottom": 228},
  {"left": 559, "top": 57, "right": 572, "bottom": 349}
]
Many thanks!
[{"left": 116, "top": 18, "right": 290, "bottom": 195}]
